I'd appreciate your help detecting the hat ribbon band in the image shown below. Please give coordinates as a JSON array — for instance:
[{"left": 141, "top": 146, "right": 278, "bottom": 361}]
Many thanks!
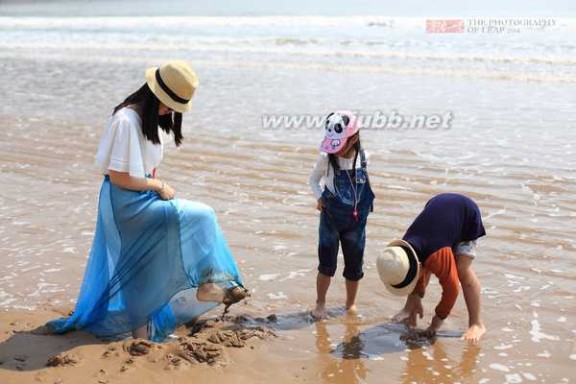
[
  {"left": 155, "top": 69, "right": 189, "bottom": 105},
  {"left": 391, "top": 245, "right": 418, "bottom": 289}
]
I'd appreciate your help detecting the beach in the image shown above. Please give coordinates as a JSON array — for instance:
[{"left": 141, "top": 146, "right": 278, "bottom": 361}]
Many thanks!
[{"left": 1, "top": 4, "right": 576, "bottom": 383}]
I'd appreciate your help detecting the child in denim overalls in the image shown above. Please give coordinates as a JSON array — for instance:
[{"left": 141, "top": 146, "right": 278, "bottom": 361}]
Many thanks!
[{"left": 309, "top": 111, "right": 375, "bottom": 319}]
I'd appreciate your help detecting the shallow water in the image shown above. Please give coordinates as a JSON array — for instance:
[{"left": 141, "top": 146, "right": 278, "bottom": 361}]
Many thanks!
[{"left": 1, "top": 14, "right": 576, "bottom": 383}]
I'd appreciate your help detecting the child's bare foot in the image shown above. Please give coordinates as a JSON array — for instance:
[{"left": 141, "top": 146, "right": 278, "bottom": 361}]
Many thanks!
[
  {"left": 346, "top": 304, "right": 358, "bottom": 315},
  {"left": 311, "top": 302, "right": 326, "bottom": 320},
  {"left": 462, "top": 323, "right": 486, "bottom": 342}
]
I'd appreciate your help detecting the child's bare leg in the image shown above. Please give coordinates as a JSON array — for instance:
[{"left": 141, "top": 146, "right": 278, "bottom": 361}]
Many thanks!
[
  {"left": 313, "top": 272, "right": 331, "bottom": 319},
  {"left": 196, "top": 282, "right": 225, "bottom": 303},
  {"left": 457, "top": 255, "right": 486, "bottom": 342},
  {"left": 345, "top": 279, "right": 359, "bottom": 314}
]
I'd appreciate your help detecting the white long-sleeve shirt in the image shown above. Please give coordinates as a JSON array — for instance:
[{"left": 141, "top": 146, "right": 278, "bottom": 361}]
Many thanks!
[{"left": 309, "top": 151, "right": 370, "bottom": 200}]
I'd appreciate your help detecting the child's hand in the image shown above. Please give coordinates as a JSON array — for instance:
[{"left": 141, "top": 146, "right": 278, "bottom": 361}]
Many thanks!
[
  {"left": 392, "top": 308, "right": 410, "bottom": 324},
  {"left": 316, "top": 199, "right": 325, "bottom": 211},
  {"left": 423, "top": 315, "right": 444, "bottom": 337},
  {"left": 393, "top": 294, "right": 423, "bottom": 327}
]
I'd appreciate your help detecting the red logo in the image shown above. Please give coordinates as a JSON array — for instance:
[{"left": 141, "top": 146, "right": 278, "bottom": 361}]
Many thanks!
[{"left": 426, "top": 19, "right": 465, "bottom": 33}]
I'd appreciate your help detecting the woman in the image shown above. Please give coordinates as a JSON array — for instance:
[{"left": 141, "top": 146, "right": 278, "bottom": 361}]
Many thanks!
[{"left": 46, "top": 61, "right": 248, "bottom": 341}]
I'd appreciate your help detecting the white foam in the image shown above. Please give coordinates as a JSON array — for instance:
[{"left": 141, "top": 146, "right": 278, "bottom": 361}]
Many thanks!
[
  {"left": 490, "top": 363, "right": 510, "bottom": 372},
  {"left": 0, "top": 298, "right": 17, "bottom": 307},
  {"left": 513, "top": 286, "right": 531, "bottom": 293},
  {"left": 530, "top": 320, "right": 559, "bottom": 343},
  {"left": 280, "top": 269, "right": 310, "bottom": 281},
  {"left": 505, "top": 373, "right": 523, "bottom": 383},
  {"left": 505, "top": 274, "right": 525, "bottom": 280},
  {"left": 485, "top": 209, "right": 506, "bottom": 220},
  {"left": 537, "top": 350, "right": 551, "bottom": 358},
  {"left": 27, "top": 282, "right": 63, "bottom": 297},
  {"left": 267, "top": 292, "right": 288, "bottom": 300},
  {"left": 494, "top": 343, "right": 513, "bottom": 350},
  {"left": 522, "top": 373, "right": 536, "bottom": 381},
  {"left": 569, "top": 354, "right": 576, "bottom": 361},
  {"left": 258, "top": 273, "right": 279, "bottom": 281},
  {"left": 557, "top": 316, "right": 567, "bottom": 322},
  {"left": 20, "top": 265, "right": 42, "bottom": 273}
]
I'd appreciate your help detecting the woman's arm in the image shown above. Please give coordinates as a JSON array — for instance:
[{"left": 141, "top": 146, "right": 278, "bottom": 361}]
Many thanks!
[{"left": 108, "top": 170, "right": 175, "bottom": 200}]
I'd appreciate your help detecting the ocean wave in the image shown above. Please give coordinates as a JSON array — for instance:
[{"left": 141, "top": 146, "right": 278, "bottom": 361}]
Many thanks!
[
  {"left": 1, "top": 15, "right": 575, "bottom": 83},
  {"left": 2, "top": 48, "right": 575, "bottom": 83},
  {"left": 2, "top": 36, "right": 575, "bottom": 68},
  {"left": 1, "top": 15, "right": 575, "bottom": 30}
]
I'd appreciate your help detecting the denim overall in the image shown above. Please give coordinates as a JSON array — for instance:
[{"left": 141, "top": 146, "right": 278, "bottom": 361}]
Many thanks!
[{"left": 318, "top": 149, "right": 375, "bottom": 281}]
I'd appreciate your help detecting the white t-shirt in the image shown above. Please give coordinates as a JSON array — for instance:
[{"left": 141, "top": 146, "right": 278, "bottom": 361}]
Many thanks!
[
  {"left": 95, "top": 108, "right": 164, "bottom": 178},
  {"left": 309, "top": 151, "right": 369, "bottom": 199}
]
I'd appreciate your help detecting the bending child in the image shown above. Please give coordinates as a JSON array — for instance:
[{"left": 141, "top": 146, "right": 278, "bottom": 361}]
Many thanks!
[
  {"left": 309, "top": 111, "right": 375, "bottom": 319},
  {"left": 377, "top": 193, "right": 486, "bottom": 342}
]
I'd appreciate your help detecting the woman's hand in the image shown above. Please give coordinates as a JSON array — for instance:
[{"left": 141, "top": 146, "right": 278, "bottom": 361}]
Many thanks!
[
  {"left": 157, "top": 181, "right": 175, "bottom": 200},
  {"left": 316, "top": 198, "right": 325, "bottom": 211}
]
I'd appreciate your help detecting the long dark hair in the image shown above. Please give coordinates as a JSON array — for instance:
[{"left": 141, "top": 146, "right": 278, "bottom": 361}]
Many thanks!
[
  {"left": 328, "top": 132, "right": 361, "bottom": 181},
  {"left": 113, "top": 84, "right": 184, "bottom": 147}
]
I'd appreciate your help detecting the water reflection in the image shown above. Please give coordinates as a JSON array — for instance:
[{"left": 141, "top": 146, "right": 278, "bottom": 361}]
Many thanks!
[
  {"left": 328, "top": 321, "right": 480, "bottom": 383},
  {"left": 401, "top": 341, "right": 481, "bottom": 383},
  {"left": 315, "top": 316, "right": 367, "bottom": 384}
]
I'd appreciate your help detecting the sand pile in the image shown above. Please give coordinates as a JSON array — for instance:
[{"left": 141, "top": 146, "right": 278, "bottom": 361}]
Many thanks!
[{"left": 0, "top": 310, "right": 278, "bottom": 383}]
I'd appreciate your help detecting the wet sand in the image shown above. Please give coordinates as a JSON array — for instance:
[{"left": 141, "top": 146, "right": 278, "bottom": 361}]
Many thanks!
[
  {"left": 1, "top": 115, "right": 575, "bottom": 383},
  {"left": 1, "top": 48, "right": 576, "bottom": 383}
]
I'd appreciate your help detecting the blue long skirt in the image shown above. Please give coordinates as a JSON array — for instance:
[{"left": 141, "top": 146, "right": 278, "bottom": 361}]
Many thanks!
[{"left": 47, "top": 177, "right": 244, "bottom": 342}]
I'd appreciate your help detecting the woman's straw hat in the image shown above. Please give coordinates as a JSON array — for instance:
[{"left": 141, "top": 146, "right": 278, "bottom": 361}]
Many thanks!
[
  {"left": 376, "top": 239, "right": 421, "bottom": 296},
  {"left": 145, "top": 60, "right": 199, "bottom": 113}
]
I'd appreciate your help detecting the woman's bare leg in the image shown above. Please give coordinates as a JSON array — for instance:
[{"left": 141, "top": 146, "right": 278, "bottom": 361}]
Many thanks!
[{"left": 132, "top": 324, "right": 148, "bottom": 339}]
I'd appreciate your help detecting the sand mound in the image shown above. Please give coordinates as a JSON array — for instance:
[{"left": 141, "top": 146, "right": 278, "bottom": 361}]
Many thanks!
[
  {"left": 45, "top": 353, "right": 80, "bottom": 367},
  {"left": 168, "top": 316, "right": 277, "bottom": 366}
]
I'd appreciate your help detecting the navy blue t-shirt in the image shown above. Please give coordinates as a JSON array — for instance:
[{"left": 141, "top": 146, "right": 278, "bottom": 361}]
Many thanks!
[{"left": 403, "top": 193, "right": 486, "bottom": 261}]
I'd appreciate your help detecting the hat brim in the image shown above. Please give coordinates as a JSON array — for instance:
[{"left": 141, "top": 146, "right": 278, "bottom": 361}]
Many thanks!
[
  {"left": 145, "top": 67, "right": 192, "bottom": 114},
  {"left": 381, "top": 239, "right": 421, "bottom": 297},
  {"left": 320, "top": 136, "right": 348, "bottom": 154}
]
